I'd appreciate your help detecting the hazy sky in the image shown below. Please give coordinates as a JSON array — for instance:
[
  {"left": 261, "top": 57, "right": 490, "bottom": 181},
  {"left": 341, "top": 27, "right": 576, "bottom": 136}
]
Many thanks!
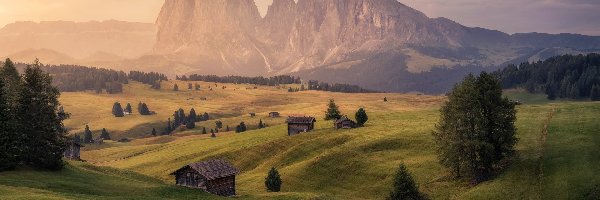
[{"left": 0, "top": 0, "right": 598, "bottom": 35}]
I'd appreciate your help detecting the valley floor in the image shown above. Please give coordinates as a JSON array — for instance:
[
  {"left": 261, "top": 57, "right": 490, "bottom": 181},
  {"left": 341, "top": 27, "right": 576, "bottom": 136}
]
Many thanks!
[{"left": 0, "top": 83, "right": 598, "bottom": 199}]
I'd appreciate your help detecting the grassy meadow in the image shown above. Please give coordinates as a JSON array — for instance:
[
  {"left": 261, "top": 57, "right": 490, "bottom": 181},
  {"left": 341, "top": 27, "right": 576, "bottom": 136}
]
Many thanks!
[{"left": 0, "top": 81, "right": 598, "bottom": 199}]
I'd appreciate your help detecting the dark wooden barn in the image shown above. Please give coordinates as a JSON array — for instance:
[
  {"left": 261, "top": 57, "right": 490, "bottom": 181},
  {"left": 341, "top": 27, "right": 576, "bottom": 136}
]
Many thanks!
[
  {"left": 171, "top": 159, "right": 239, "bottom": 197},
  {"left": 269, "top": 112, "right": 280, "bottom": 118},
  {"left": 334, "top": 116, "right": 356, "bottom": 129},
  {"left": 286, "top": 116, "right": 316, "bottom": 136},
  {"left": 63, "top": 141, "right": 83, "bottom": 160}
]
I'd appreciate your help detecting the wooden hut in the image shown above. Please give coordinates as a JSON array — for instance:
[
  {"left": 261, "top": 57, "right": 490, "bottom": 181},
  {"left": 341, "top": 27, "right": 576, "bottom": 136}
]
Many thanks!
[
  {"left": 286, "top": 116, "right": 316, "bottom": 136},
  {"left": 64, "top": 141, "right": 83, "bottom": 160},
  {"left": 249, "top": 113, "right": 256, "bottom": 117},
  {"left": 171, "top": 159, "right": 239, "bottom": 197},
  {"left": 269, "top": 112, "right": 280, "bottom": 118},
  {"left": 334, "top": 116, "right": 356, "bottom": 129}
]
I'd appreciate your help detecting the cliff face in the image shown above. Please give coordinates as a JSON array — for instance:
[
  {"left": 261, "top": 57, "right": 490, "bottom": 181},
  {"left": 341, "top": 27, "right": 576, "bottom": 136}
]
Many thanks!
[
  {"left": 153, "top": 0, "right": 600, "bottom": 92},
  {"left": 154, "top": 0, "right": 473, "bottom": 74}
]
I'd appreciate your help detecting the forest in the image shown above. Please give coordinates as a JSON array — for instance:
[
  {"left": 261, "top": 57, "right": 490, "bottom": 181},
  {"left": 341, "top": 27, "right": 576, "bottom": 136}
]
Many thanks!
[{"left": 494, "top": 53, "right": 600, "bottom": 100}]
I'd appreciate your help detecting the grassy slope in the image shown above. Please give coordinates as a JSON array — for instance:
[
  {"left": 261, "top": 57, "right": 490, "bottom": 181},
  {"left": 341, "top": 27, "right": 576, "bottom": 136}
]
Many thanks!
[
  {"left": 0, "top": 161, "right": 215, "bottom": 200},
  {"left": 1, "top": 82, "right": 598, "bottom": 199}
]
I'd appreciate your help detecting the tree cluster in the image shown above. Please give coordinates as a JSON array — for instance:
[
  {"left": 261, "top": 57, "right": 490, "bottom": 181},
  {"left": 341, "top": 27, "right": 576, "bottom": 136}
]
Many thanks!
[
  {"left": 433, "top": 72, "right": 517, "bottom": 183},
  {"left": 162, "top": 108, "right": 209, "bottom": 135},
  {"left": 128, "top": 71, "right": 167, "bottom": 89},
  {"left": 307, "top": 80, "right": 375, "bottom": 93},
  {"left": 0, "top": 59, "right": 68, "bottom": 171},
  {"left": 178, "top": 74, "right": 301, "bottom": 86},
  {"left": 495, "top": 53, "right": 600, "bottom": 100},
  {"left": 137, "top": 102, "right": 152, "bottom": 115},
  {"left": 235, "top": 122, "right": 247, "bottom": 133}
]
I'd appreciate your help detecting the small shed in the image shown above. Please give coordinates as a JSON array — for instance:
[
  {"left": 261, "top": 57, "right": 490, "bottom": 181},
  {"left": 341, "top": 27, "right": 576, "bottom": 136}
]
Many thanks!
[
  {"left": 64, "top": 141, "right": 83, "bottom": 160},
  {"left": 249, "top": 113, "right": 256, "bottom": 117},
  {"left": 334, "top": 116, "right": 356, "bottom": 129},
  {"left": 286, "top": 116, "right": 316, "bottom": 136},
  {"left": 171, "top": 159, "right": 239, "bottom": 197},
  {"left": 269, "top": 112, "right": 280, "bottom": 118}
]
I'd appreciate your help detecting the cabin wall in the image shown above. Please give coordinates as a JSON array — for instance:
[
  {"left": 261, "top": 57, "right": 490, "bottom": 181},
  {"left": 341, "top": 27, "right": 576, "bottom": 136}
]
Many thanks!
[
  {"left": 175, "top": 168, "right": 206, "bottom": 189},
  {"left": 288, "top": 123, "right": 312, "bottom": 135},
  {"left": 206, "top": 176, "right": 236, "bottom": 196}
]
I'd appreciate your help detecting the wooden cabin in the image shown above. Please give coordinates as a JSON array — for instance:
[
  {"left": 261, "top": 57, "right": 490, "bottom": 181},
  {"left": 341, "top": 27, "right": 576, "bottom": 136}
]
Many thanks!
[
  {"left": 334, "top": 116, "right": 356, "bottom": 129},
  {"left": 269, "top": 112, "right": 280, "bottom": 118},
  {"left": 286, "top": 116, "right": 316, "bottom": 136},
  {"left": 64, "top": 141, "right": 83, "bottom": 160},
  {"left": 171, "top": 159, "right": 239, "bottom": 197},
  {"left": 249, "top": 113, "right": 256, "bottom": 117}
]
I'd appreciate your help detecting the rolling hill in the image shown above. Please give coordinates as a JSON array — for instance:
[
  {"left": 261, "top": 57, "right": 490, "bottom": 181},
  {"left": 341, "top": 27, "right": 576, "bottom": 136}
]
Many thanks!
[{"left": 2, "top": 81, "right": 596, "bottom": 199}]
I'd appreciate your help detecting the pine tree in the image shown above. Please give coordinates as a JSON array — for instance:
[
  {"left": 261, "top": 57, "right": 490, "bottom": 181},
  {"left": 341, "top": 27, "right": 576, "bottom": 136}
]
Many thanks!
[
  {"left": 0, "top": 76, "right": 18, "bottom": 171},
  {"left": 590, "top": 84, "right": 600, "bottom": 101},
  {"left": 258, "top": 119, "right": 264, "bottom": 129},
  {"left": 1, "top": 58, "right": 21, "bottom": 107},
  {"left": 324, "top": 99, "right": 342, "bottom": 120},
  {"left": 433, "top": 73, "right": 517, "bottom": 183},
  {"left": 215, "top": 120, "right": 223, "bottom": 129},
  {"left": 83, "top": 125, "right": 93, "bottom": 143},
  {"left": 355, "top": 108, "right": 368, "bottom": 127},
  {"left": 265, "top": 167, "right": 282, "bottom": 192},
  {"left": 186, "top": 120, "right": 195, "bottom": 129},
  {"left": 152, "top": 128, "right": 157, "bottom": 136},
  {"left": 124, "top": 103, "right": 132, "bottom": 113},
  {"left": 16, "top": 60, "right": 68, "bottom": 170},
  {"left": 100, "top": 128, "right": 111, "bottom": 140},
  {"left": 226, "top": 125, "right": 230, "bottom": 132},
  {"left": 173, "top": 84, "right": 179, "bottom": 91},
  {"left": 166, "top": 118, "right": 172, "bottom": 134},
  {"left": 384, "top": 97, "right": 388, "bottom": 102},
  {"left": 112, "top": 102, "right": 124, "bottom": 117},
  {"left": 202, "top": 127, "right": 207, "bottom": 134},
  {"left": 389, "top": 164, "right": 422, "bottom": 200},
  {"left": 189, "top": 108, "right": 197, "bottom": 122}
]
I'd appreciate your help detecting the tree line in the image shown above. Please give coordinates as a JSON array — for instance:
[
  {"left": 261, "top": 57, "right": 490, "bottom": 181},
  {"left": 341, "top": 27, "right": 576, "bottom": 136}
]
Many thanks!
[
  {"left": 306, "top": 80, "right": 376, "bottom": 93},
  {"left": 0, "top": 59, "right": 68, "bottom": 171},
  {"left": 495, "top": 53, "right": 600, "bottom": 100},
  {"left": 128, "top": 71, "right": 168, "bottom": 89},
  {"left": 177, "top": 74, "right": 301, "bottom": 86}
]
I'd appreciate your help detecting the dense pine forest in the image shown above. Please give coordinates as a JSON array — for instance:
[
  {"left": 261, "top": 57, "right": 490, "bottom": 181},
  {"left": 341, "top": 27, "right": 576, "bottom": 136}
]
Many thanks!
[
  {"left": 495, "top": 53, "right": 600, "bottom": 100},
  {"left": 0, "top": 59, "right": 169, "bottom": 93}
]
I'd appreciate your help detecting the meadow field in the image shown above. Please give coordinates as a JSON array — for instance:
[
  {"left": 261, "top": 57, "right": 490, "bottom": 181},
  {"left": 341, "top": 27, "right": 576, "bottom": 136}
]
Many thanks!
[{"left": 0, "top": 82, "right": 598, "bottom": 199}]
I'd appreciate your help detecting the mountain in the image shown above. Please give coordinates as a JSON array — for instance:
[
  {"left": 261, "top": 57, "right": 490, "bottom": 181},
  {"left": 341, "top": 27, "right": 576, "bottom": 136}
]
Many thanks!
[
  {"left": 0, "top": 20, "right": 156, "bottom": 59},
  {"left": 2, "top": 48, "right": 77, "bottom": 64},
  {"left": 151, "top": 0, "right": 600, "bottom": 93}
]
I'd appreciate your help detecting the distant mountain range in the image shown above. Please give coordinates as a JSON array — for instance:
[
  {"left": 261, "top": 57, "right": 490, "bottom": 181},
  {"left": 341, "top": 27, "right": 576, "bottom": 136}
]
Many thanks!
[{"left": 3, "top": 0, "right": 600, "bottom": 93}]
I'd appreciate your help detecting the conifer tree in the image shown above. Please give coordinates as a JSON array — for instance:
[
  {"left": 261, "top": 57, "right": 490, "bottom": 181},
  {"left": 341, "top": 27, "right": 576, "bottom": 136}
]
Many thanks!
[
  {"left": 384, "top": 97, "right": 388, "bottom": 102},
  {"left": 166, "top": 118, "right": 172, "bottom": 134},
  {"left": 16, "top": 60, "right": 68, "bottom": 170},
  {"left": 100, "top": 128, "right": 111, "bottom": 140},
  {"left": 591, "top": 84, "right": 600, "bottom": 101},
  {"left": 215, "top": 120, "right": 223, "bottom": 129},
  {"left": 124, "top": 103, "right": 132, "bottom": 113},
  {"left": 186, "top": 120, "right": 195, "bottom": 129},
  {"left": 389, "top": 164, "right": 422, "bottom": 200},
  {"left": 1, "top": 58, "right": 21, "bottom": 107},
  {"left": 189, "top": 108, "right": 197, "bottom": 122},
  {"left": 173, "top": 84, "right": 179, "bottom": 91},
  {"left": 324, "top": 99, "right": 342, "bottom": 120},
  {"left": 0, "top": 76, "right": 18, "bottom": 171},
  {"left": 152, "top": 128, "right": 157, "bottom": 136},
  {"left": 258, "top": 119, "right": 265, "bottom": 129},
  {"left": 112, "top": 102, "right": 124, "bottom": 117},
  {"left": 226, "top": 125, "right": 230, "bottom": 132},
  {"left": 202, "top": 127, "right": 207, "bottom": 134},
  {"left": 433, "top": 72, "right": 517, "bottom": 183},
  {"left": 265, "top": 167, "right": 282, "bottom": 192},
  {"left": 83, "top": 125, "right": 93, "bottom": 143},
  {"left": 355, "top": 108, "right": 368, "bottom": 127}
]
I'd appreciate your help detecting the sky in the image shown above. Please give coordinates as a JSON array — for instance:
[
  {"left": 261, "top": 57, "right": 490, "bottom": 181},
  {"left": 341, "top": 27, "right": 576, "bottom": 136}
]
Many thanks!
[{"left": 0, "top": 0, "right": 598, "bottom": 35}]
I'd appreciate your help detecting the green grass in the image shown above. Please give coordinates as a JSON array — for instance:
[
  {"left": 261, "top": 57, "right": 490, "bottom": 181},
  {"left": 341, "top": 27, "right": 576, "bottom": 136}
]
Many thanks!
[
  {"left": 0, "top": 161, "right": 216, "bottom": 200},
  {"left": 1, "top": 82, "right": 599, "bottom": 199}
]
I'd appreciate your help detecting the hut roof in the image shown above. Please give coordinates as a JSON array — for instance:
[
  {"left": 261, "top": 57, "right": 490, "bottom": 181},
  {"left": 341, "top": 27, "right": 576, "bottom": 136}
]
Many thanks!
[
  {"left": 172, "top": 159, "right": 239, "bottom": 180},
  {"left": 286, "top": 116, "right": 316, "bottom": 124}
]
